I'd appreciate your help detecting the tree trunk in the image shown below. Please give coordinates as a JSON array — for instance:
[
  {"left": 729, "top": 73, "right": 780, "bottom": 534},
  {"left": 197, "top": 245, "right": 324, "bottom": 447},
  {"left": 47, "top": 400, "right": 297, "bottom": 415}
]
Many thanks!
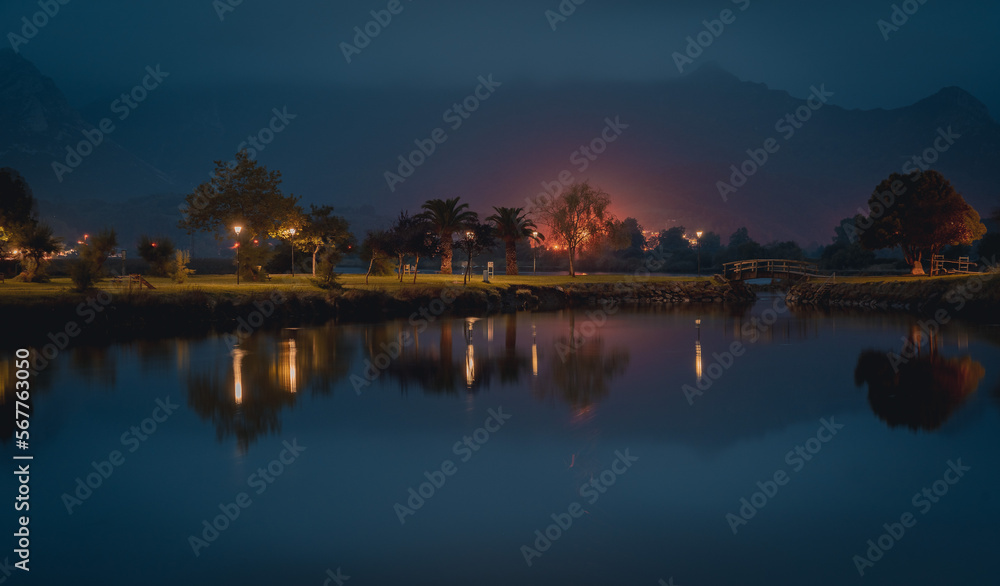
[
  {"left": 412, "top": 255, "right": 420, "bottom": 284},
  {"left": 398, "top": 254, "right": 405, "bottom": 282},
  {"left": 905, "top": 247, "right": 925, "bottom": 276},
  {"left": 312, "top": 245, "right": 320, "bottom": 277},
  {"left": 440, "top": 235, "right": 453, "bottom": 274},
  {"left": 365, "top": 255, "right": 375, "bottom": 284},
  {"left": 568, "top": 246, "right": 576, "bottom": 277},
  {"left": 464, "top": 249, "right": 472, "bottom": 285},
  {"left": 505, "top": 241, "right": 518, "bottom": 275}
]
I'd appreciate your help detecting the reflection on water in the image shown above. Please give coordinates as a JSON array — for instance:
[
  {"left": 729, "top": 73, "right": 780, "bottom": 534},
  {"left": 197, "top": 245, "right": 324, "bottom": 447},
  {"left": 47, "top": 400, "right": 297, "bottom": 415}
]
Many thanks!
[
  {"left": 854, "top": 327, "right": 986, "bottom": 431},
  {"left": 184, "top": 325, "right": 357, "bottom": 452},
  {"left": 1, "top": 301, "right": 995, "bottom": 454},
  {"left": 4, "top": 297, "right": 1000, "bottom": 585}
]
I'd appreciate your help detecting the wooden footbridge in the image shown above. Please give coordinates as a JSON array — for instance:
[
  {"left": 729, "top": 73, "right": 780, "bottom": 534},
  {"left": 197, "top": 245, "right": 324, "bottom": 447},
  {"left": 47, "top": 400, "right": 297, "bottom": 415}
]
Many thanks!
[{"left": 721, "top": 259, "right": 828, "bottom": 281}]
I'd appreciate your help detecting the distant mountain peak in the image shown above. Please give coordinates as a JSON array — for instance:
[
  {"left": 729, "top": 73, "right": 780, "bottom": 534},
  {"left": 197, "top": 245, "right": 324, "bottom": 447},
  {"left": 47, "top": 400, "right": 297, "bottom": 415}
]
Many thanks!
[
  {"left": 907, "top": 85, "right": 994, "bottom": 124},
  {"left": 679, "top": 61, "right": 741, "bottom": 83}
]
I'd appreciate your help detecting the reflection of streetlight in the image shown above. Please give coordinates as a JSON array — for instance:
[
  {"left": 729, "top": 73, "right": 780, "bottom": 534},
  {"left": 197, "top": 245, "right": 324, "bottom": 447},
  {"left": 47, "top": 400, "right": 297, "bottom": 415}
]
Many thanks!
[
  {"left": 532, "top": 231, "right": 539, "bottom": 275},
  {"left": 234, "top": 226, "right": 243, "bottom": 285},
  {"left": 288, "top": 228, "right": 297, "bottom": 278},
  {"left": 695, "top": 318, "right": 702, "bottom": 383},
  {"left": 531, "top": 322, "right": 538, "bottom": 377},
  {"left": 232, "top": 347, "right": 245, "bottom": 404},
  {"left": 465, "top": 318, "right": 476, "bottom": 388},
  {"left": 695, "top": 231, "right": 703, "bottom": 275}
]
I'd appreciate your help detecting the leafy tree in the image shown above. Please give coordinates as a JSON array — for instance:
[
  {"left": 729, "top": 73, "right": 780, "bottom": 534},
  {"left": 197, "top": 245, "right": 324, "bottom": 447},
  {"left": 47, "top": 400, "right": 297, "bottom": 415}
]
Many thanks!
[
  {"left": 387, "top": 212, "right": 438, "bottom": 283},
  {"left": 13, "top": 222, "right": 61, "bottom": 282},
  {"left": 0, "top": 168, "right": 37, "bottom": 261},
  {"left": 762, "top": 240, "right": 804, "bottom": 260},
  {"left": 821, "top": 218, "right": 875, "bottom": 270},
  {"left": 728, "top": 227, "right": 752, "bottom": 248},
  {"left": 456, "top": 222, "right": 497, "bottom": 285},
  {"left": 418, "top": 197, "right": 477, "bottom": 275},
  {"left": 179, "top": 151, "right": 300, "bottom": 278},
  {"left": 722, "top": 227, "right": 762, "bottom": 261},
  {"left": 295, "top": 204, "right": 354, "bottom": 277},
  {"left": 361, "top": 229, "right": 395, "bottom": 284},
  {"left": 71, "top": 228, "right": 118, "bottom": 290},
  {"left": 533, "top": 182, "right": 615, "bottom": 277},
  {"left": 657, "top": 226, "right": 691, "bottom": 252},
  {"left": 486, "top": 206, "right": 541, "bottom": 275},
  {"left": 171, "top": 250, "right": 194, "bottom": 284},
  {"left": 137, "top": 235, "right": 176, "bottom": 276},
  {"left": 699, "top": 231, "right": 722, "bottom": 257},
  {"left": 858, "top": 170, "right": 986, "bottom": 275}
]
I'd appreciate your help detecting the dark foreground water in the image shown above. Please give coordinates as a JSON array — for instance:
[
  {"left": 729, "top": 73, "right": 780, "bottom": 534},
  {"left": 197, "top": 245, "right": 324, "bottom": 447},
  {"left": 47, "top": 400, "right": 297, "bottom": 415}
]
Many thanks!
[{"left": 4, "top": 295, "right": 1000, "bottom": 585}]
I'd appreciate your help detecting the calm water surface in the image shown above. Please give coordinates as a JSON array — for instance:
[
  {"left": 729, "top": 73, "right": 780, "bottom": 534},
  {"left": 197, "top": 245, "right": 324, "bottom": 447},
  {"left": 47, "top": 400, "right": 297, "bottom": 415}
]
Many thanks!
[{"left": 6, "top": 295, "right": 1000, "bottom": 585}]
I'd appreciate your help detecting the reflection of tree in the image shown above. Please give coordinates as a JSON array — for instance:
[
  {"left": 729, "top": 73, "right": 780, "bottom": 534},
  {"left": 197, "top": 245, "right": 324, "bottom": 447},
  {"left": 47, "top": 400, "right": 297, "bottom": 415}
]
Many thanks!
[
  {"left": 185, "top": 327, "right": 354, "bottom": 452},
  {"left": 366, "top": 318, "right": 532, "bottom": 394},
  {"left": 547, "top": 336, "right": 629, "bottom": 409},
  {"left": 70, "top": 345, "right": 117, "bottom": 388},
  {"left": 854, "top": 350, "right": 984, "bottom": 431}
]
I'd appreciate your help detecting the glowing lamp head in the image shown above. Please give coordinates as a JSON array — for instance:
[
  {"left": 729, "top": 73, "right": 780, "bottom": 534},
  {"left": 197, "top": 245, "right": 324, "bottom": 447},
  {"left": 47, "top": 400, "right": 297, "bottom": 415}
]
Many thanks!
[
  {"left": 696, "top": 231, "right": 703, "bottom": 239},
  {"left": 234, "top": 226, "right": 242, "bottom": 236}
]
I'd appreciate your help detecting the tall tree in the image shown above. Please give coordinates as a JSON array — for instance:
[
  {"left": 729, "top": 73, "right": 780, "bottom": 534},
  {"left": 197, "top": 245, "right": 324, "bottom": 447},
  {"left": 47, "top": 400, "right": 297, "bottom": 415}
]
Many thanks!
[
  {"left": 13, "top": 222, "right": 61, "bottom": 282},
  {"left": 418, "top": 197, "right": 477, "bottom": 275},
  {"left": 858, "top": 170, "right": 986, "bottom": 275},
  {"left": 296, "top": 204, "right": 354, "bottom": 277},
  {"left": 486, "top": 206, "right": 541, "bottom": 275},
  {"left": 388, "top": 212, "right": 438, "bottom": 284},
  {"left": 137, "top": 235, "right": 176, "bottom": 276},
  {"left": 533, "top": 182, "right": 615, "bottom": 277},
  {"left": 179, "top": 151, "right": 300, "bottom": 264},
  {"left": 0, "top": 168, "right": 39, "bottom": 264},
  {"left": 361, "top": 229, "right": 394, "bottom": 284}
]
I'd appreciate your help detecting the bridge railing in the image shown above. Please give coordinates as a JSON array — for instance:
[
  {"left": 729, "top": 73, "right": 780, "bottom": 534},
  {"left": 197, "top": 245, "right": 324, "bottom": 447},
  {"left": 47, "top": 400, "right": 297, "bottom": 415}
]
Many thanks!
[{"left": 721, "top": 259, "right": 824, "bottom": 280}]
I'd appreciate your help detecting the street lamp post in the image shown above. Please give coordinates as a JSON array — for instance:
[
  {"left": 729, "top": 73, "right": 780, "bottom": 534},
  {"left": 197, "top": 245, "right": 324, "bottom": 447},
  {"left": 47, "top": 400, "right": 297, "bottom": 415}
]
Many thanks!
[
  {"left": 696, "top": 231, "right": 703, "bottom": 275},
  {"left": 532, "top": 231, "right": 538, "bottom": 275},
  {"left": 234, "top": 226, "right": 242, "bottom": 285},
  {"left": 288, "top": 228, "right": 297, "bottom": 278}
]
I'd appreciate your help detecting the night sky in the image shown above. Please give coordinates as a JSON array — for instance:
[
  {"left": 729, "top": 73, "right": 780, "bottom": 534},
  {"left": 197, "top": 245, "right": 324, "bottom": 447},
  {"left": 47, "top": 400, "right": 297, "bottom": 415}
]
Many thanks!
[
  {"left": 5, "top": 0, "right": 998, "bottom": 113},
  {"left": 3, "top": 0, "right": 999, "bottom": 245}
]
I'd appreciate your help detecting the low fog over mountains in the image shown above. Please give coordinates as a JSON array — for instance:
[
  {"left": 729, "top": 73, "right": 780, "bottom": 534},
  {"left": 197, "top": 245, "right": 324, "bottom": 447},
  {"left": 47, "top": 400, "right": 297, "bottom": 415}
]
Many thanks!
[{"left": 2, "top": 49, "right": 998, "bottom": 254}]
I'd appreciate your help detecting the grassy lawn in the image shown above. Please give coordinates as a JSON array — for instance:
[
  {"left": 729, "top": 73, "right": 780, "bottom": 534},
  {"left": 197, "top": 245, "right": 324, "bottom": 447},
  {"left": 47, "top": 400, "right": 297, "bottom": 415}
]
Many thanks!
[
  {"left": 827, "top": 274, "right": 984, "bottom": 284},
  {"left": 4, "top": 271, "right": 990, "bottom": 302},
  {"left": 0, "top": 272, "right": 714, "bottom": 301}
]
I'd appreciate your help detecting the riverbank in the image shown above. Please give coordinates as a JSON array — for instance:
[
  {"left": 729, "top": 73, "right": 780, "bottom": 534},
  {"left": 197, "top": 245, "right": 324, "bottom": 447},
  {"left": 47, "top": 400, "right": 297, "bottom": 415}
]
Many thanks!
[
  {"left": 1, "top": 276, "right": 754, "bottom": 348},
  {"left": 786, "top": 273, "right": 1000, "bottom": 321}
]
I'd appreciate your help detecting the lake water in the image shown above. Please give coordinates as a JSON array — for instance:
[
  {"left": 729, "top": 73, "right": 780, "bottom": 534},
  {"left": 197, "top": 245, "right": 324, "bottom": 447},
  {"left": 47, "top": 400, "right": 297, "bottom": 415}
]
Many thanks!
[{"left": 6, "top": 295, "right": 1000, "bottom": 585}]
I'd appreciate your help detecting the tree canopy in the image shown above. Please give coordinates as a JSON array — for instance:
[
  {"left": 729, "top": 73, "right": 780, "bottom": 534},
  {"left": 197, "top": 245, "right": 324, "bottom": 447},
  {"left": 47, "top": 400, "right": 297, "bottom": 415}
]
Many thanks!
[
  {"left": 486, "top": 206, "right": 540, "bottom": 275},
  {"left": 533, "top": 182, "right": 615, "bottom": 277},
  {"left": 418, "top": 197, "right": 477, "bottom": 275},
  {"left": 857, "top": 170, "right": 986, "bottom": 275},
  {"left": 179, "top": 151, "right": 300, "bottom": 242}
]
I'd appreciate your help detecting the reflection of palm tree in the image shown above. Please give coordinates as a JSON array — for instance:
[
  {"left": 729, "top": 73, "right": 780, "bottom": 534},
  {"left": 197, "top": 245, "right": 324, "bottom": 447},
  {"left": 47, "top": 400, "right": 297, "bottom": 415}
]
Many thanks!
[
  {"left": 854, "top": 350, "right": 984, "bottom": 431},
  {"left": 374, "top": 318, "right": 531, "bottom": 394}
]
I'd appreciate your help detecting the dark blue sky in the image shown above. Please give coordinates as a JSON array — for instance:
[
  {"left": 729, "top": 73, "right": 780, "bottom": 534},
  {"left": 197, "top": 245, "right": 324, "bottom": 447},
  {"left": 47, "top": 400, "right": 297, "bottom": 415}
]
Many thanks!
[{"left": 4, "top": 0, "right": 999, "bottom": 114}]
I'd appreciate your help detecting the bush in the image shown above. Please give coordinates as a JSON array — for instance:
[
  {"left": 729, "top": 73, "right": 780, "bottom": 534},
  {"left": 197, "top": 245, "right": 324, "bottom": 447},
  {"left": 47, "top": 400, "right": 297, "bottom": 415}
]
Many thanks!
[
  {"left": 69, "top": 257, "right": 100, "bottom": 292},
  {"left": 171, "top": 250, "right": 194, "bottom": 284},
  {"left": 137, "top": 235, "right": 175, "bottom": 276}
]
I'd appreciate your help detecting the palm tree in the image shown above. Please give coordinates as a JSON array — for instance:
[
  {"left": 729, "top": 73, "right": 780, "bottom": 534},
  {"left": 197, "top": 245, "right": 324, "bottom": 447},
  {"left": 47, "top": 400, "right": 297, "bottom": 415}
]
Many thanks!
[
  {"left": 486, "top": 207, "right": 542, "bottom": 276},
  {"left": 418, "top": 197, "right": 477, "bottom": 275}
]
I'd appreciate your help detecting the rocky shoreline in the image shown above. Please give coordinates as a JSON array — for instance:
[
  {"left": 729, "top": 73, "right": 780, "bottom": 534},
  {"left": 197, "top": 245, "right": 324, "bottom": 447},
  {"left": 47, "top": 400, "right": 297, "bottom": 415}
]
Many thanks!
[
  {"left": 786, "top": 274, "right": 1000, "bottom": 321},
  {"left": 4, "top": 280, "right": 755, "bottom": 349}
]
